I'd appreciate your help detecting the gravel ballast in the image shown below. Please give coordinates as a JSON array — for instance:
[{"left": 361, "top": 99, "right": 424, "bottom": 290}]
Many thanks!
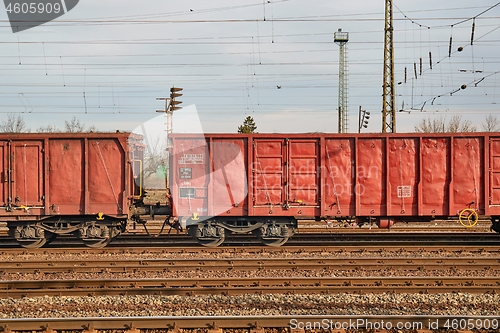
[{"left": 1, "top": 293, "right": 499, "bottom": 318}]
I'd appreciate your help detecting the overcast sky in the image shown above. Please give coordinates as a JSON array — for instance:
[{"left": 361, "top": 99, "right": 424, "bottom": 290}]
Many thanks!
[{"left": 1, "top": 0, "right": 499, "bottom": 134}]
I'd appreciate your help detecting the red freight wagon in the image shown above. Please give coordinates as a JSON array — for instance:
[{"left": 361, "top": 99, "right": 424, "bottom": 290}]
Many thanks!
[
  {"left": 170, "top": 132, "right": 500, "bottom": 246},
  {"left": 0, "top": 132, "right": 153, "bottom": 248}
]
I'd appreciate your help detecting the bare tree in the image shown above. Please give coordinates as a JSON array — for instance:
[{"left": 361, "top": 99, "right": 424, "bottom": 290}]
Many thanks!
[
  {"left": 37, "top": 124, "right": 60, "bottom": 133},
  {"left": 447, "top": 115, "right": 476, "bottom": 132},
  {"left": 0, "top": 114, "right": 30, "bottom": 133},
  {"left": 143, "top": 137, "right": 167, "bottom": 178},
  {"left": 414, "top": 116, "right": 446, "bottom": 133},
  {"left": 140, "top": 135, "right": 168, "bottom": 189},
  {"left": 65, "top": 117, "right": 86, "bottom": 133},
  {"left": 415, "top": 115, "right": 476, "bottom": 133},
  {"left": 64, "top": 117, "right": 96, "bottom": 133},
  {"left": 481, "top": 114, "right": 500, "bottom": 132}
]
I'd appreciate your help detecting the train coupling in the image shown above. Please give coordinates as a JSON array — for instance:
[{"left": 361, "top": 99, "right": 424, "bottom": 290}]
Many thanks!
[{"left": 130, "top": 203, "right": 172, "bottom": 219}]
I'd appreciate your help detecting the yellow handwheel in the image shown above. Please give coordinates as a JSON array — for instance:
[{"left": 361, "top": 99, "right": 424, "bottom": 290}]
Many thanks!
[{"left": 458, "top": 208, "right": 479, "bottom": 228}]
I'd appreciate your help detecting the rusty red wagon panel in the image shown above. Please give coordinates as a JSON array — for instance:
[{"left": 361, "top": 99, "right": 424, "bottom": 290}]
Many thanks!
[
  {"left": 170, "top": 132, "right": 500, "bottom": 222},
  {"left": 0, "top": 132, "right": 143, "bottom": 221}
]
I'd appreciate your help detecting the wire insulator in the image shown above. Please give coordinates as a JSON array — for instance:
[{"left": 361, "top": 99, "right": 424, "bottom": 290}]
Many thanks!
[
  {"left": 448, "top": 36, "right": 453, "bottom": 57},
  {"left": 414, "top": 63, "right": 417, "bottom": 80},
  {"left": 429, "top": 52, "right": 432, "bottom": 70},
  {"left": 419, "top": 57, "right": 422, "bottom": 75},
  {"left": 471, "top": 18, "right": 476, "bottom": 45}
]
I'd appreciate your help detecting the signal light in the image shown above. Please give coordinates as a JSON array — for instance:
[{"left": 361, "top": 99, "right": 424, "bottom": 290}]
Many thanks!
[
  {"left": 358, "top": 108, "right": 370, "bottom": 133},
  {"left": 169, "top": 87, "right": 183, "bottom": 111}
]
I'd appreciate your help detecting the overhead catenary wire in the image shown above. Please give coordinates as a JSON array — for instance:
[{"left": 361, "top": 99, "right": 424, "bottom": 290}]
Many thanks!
[{"left": 0, "top": 2, "right": 498, "bottom": 130}]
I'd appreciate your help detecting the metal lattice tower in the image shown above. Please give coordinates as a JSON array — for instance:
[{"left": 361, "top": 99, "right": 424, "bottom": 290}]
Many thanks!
[
  {"left": 334, "top": 28, "right": 349, "bottom": 133},
  {"left": 382, "top": 0, "right": 396, "bottom": 133}
]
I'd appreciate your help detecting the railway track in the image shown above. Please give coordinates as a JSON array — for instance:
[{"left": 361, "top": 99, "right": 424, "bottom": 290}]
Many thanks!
[
  {"left": 1, "top": 244, "right": 499, "bottom": 321},
  {"left": 1, "top": 276, "right": 499, "bottom": 297},
  {"left": 1, "top": 251, "right": 499, "bottom": 297},
  {"left": 1, "top": 315, "right": 499, "bottom": 332},
  {"left": 0, "top": 256, "right": 499, "bottom": 273},
  {"left": 1, "top": 243, "right": 498, "bottom": 255},
  {"left": 0, "top": 231, "right": 498, "bottom": 249}
]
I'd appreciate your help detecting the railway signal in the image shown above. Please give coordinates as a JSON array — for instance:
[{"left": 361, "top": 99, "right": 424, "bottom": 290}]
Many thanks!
[
  {"left": 156, "top": 86, "right": 183, "bottom": 149},
  {"left": 358, "top": 106, "right": 370, "bottom": 133},
  {"left": 170, "top": 87, "right": 183, "bottom": 111}
]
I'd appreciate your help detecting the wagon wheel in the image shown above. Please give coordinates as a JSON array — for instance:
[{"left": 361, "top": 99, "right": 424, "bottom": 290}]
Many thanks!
[
  {"left": 187, "top": 224, "right": 226, "bottom": 247},
  {"left": 194, "top": 236, "right": 225, "bottom": 247},
  {"left": 458, "top": 208, "right": 479, "bottom": 228},
  {"left": 45, "top": 232, "right": 57, "bottom": 245},
  {"left": 78, "top": 223, "right": 115, "bottom": 248},
  {"left": 81, "top": 237, "right": 112, "bottom": 248},
  {"left": 252, "top": 224, "right": 291, "bottom": 247},
  {"left": 17, "top": 238, "right": 47, "bottom": 249},
  {"left": 255, "top": 234, "right": 289, "bottom": 247},
  {"left": 9, "top": 226, "right": 48, "bottom": 249}
]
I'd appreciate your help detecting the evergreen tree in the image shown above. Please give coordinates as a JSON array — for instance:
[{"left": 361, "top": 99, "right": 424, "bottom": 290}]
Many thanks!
[{"left": 237, "top": 116, "right": 257, "bottom": 133}]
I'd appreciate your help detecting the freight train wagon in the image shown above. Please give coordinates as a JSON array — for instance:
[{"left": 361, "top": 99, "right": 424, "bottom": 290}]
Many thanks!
[
  {"left": 0, "top": 132, "right": 170, "bottom": 248},
  {"left": 170, "top": 132, "right": 500, "bottom": 246}
]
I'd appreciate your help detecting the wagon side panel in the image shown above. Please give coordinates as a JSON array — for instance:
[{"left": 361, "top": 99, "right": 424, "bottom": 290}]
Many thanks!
[
  {"left": 48, "top": 138, "right": 84, "bottom": 215},
  {"left": 287, "top": 139, "right": 320, "bottom": 214},
  {"left": 323, "top": 138, "right": 355, "bottom": 216},
  {"left": 452, "top": 136, "right": 484, "bottom": 214},
  {"left": 252, "top": 138, "right": 285, "bottom": 211},
  {"left": 0, "top": 142, "right": 5, "bottom": 206},
  {"left": 12, "top": 141, "right": 44, "bottom": 209},
  {"left": 387, "top": 137, "right": 419, "bottom": 216},
  {"left": 420, "top": 137, "right": 450, "bottom": 216},
  {"left": 87, "top": 138, "right": 127, "bottom": 215},
  {"left": 171, "top": 137, "right": 210, "bottom": 217},
  {"left": 211, "top": 137, "right": 248, "bottom": 216},
  {"left": 356, "top": 137, "right": 386, "bottom": 216},
  {"left": 251, "top": 137, "right": 320, "bottom": 217},
  {"left": 489, "top": 136, "right": 500, "bottom": 215}
]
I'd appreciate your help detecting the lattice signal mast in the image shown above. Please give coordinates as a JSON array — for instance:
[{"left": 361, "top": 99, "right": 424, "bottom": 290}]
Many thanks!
[
  {"left": 334, "top": 28, "right": 349, "bottom": 133},
  {"left": 382, "top": 0, "right": 396, "bottom": 133},
  {"left": 156, "top": 86, "right": 183, "bottom": 149}
]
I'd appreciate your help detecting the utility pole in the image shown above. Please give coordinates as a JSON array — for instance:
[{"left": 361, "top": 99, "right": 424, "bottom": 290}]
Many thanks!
[
  {"left": 334, "top": 28, "right": 349, "bottom": 133},
  {"left": 382, "top": 0, "right": 396, "bottom": 133}
]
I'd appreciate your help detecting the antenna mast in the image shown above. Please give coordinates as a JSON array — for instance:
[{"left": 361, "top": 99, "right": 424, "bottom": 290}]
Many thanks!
[{"left": 334, "top": 28, "right": 349, "bottom": 133}]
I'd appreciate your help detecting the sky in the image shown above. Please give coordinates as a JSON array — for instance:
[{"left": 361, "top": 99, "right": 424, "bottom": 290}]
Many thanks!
[{"left": 0, "top": 0, "right": 500, "bottom": 135}]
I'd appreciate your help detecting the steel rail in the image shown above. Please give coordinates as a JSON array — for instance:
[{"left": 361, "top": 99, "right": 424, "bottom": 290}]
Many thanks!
[
  {"left": 0, "top": 315, "right": 499, "bottom": 331},
  {"left": 1, "top": 276, "right": 499, "bottom": 297},
  {"left": 0, "top": 232, "right": 499, "bottom": 249},
  {"left": 296, "top": 226, "right": 493, "bottom": 233},
  {"left": 0, "top": 244, "right": 498, "bottom": 256},
  {"left": 0, "top": 257, "right": 499, "bottom": 273},
  {"left": 1, "top": 225, "right": 490, "bottom": 234}
]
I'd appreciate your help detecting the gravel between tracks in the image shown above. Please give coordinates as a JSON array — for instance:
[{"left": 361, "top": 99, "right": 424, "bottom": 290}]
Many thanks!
[
  {"left": 2, "top": 249, "right": 498, "bottom": 261},
  {"left": 2, "top": 268, "right": 500, "bottom": 281},
  {"left": 0, "top": 293, "right": 498, "bottom": 318}
]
